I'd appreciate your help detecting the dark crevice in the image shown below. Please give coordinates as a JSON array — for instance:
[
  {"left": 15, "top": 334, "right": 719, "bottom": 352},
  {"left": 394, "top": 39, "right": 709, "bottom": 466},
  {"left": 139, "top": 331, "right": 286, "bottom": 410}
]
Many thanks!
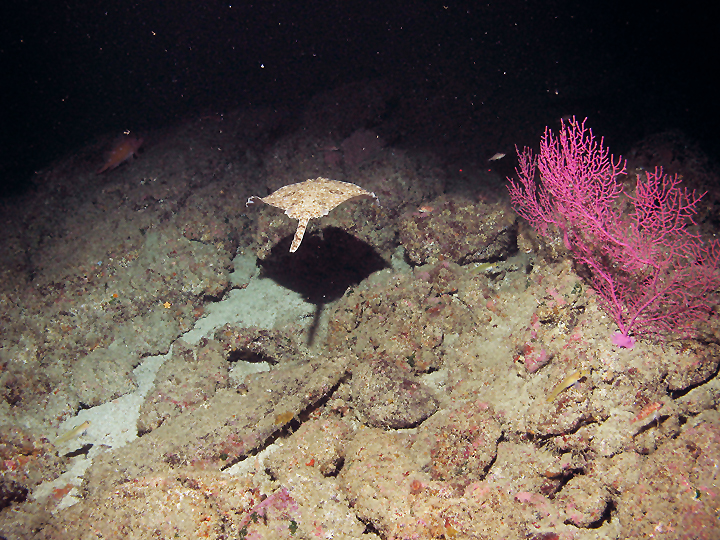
[
  {"left": 227, "top": 349, "right": 274, "bottom": 364},
  {"left": 219, "top": 375, "right": 345, "bottom": 472},
  {"left": 587, "top": 498, "right": 616, "bottom": 529}
]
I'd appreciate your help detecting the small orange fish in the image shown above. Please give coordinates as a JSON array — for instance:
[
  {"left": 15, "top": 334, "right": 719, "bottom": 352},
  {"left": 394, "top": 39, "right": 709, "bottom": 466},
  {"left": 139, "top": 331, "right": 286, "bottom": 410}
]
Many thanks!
[
  {"left": 96, "top": 135, "right": 143, "bottom": 174},
  {"left": 631, "top": 402, "right": 663, "bottom": 423}
]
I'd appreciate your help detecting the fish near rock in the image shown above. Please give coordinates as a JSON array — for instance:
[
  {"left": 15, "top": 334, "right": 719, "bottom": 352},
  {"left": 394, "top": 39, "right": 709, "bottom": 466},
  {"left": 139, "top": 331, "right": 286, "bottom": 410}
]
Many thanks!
[
  {"left": 96, "top": 135, "right": 144, "bottom": 174},
  {"left": 547, "top": 369, "right": 590, "bottom": 403}
]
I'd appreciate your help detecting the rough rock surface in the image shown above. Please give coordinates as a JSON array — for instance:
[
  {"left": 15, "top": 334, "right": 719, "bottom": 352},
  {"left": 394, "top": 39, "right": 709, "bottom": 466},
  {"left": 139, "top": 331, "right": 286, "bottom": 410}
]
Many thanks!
[
  {"left": 2, "top": 86, "right": 720, "bottom": 540},
  {"left": 399, "top": 195, "right": 517, "bottom": 265},
  {"left": 41, "top": 469, "right": 260, "bottom": 539},
  {"left": 89, "top": 355, "right": 350, "bottom": 482},
  {"left": 415, "top": 401, "right": 502, "bottom": 483},
  {"left": 329, "top": 261, "right": 481, "bottom": 373},
  {"left": 351, "top": 358, "right": 438, "bottom": 428},
  {"left": 0, "top": 425, "right": 64, "bottom": 510},
  {"left": 616, "top": 411, "right": 720, "bottom": 539},
  {"left": 213, "top": 323, "right": 305, "bottom": 365},
  {"left": 71, "top": 347, "right": 137, "bottom": 407},
  {"left": 137, "top": 338, "right": 230, "bottom": 434}
]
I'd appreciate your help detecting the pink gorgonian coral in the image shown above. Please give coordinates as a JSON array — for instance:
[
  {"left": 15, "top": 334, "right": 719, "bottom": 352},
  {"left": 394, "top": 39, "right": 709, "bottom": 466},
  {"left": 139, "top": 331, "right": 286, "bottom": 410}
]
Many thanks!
[{"left": 508, "top": 117, "right": 720, "bottom": 347}]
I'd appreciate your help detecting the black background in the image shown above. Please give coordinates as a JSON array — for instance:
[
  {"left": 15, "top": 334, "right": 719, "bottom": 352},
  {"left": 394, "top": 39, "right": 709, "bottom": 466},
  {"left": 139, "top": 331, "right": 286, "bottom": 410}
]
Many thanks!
[{"left": 1, "top": 0, "right": 716, "bottom": 195}]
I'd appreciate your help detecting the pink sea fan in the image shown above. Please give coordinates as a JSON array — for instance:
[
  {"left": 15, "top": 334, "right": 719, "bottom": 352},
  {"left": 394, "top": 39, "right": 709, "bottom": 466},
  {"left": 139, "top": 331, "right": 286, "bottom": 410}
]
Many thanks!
[{"left": 508, "top": 118, "right": 720, "bottom": 346}]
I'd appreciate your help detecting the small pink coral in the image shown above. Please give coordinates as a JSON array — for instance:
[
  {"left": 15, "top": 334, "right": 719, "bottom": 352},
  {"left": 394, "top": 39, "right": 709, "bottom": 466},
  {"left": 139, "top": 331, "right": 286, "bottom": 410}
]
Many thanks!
[
  {"left": 524, "top": 348, "right": 550, "bottom": 373},
  {"left": 610, "top": 331, "right": 635, "bottom": 349}
]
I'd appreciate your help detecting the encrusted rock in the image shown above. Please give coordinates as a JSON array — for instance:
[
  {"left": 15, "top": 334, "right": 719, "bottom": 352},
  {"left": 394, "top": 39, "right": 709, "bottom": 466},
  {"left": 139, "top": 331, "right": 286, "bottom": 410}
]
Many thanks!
[
  {"left": 399, "top": 195, "right": 517, "bottom": 265},
  {"left": 83, "top": 356, "right": 351, "bottom": 484},
  {"left": 71, "top": 348, "right": 137, "bottom": 407},
  {"left": 0, "top": 424, "right": 64, "bottom": 510},
  {"left": 616, "top": 411, "right": 720, "bottom": 537},
  {"left": 414, "top": 401, "right": 502, "bottom": 483},
  {"left": 665, "top": 342, "right": 720, "bottom": 392},
  {"left": 555, "top": 475, "right": 610, "bottom": 527},
  {"left": 266, "top": 417, "right": 354, "bottom": 478},
  {"left": 329, "top": 261, "right": 476, "bottom": 373},
  {"left": 137, "top": 338, "right": 230, "bottom": 434},
  {"left": 213, "top": 324, "right": 303, "bottom": 364},
  {"left": 351, "top": 358, "right": 438, "bottom": 428}
]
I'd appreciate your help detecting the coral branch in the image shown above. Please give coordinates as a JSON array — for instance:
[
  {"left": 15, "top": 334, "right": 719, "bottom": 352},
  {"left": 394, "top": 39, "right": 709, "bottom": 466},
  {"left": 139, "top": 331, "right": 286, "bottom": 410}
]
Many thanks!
[{"left": 508, "top": 118, "right": 720, "bottom": 346}]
